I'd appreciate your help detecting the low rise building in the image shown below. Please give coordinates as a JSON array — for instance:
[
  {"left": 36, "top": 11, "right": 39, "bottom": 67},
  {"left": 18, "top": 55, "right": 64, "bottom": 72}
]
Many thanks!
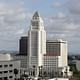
[
  {"left": 76, "top": 60, "right": 80, "bottom": 71},
  {"left": 13, "top": 55, "right": 27, "bottom": 69},
  {"left": 0, "top": 54, "right": 20, "bottom": 80},
  {"left": 49, "top": 78, "right": 69, "bottom": 80}
]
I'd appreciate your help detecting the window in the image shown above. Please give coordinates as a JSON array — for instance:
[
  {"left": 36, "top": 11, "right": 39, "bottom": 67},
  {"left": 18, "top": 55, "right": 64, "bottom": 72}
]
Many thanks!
[
  {"left": 9, "top": 76, "right": 12, "bottom": 78},
  {"left": 0, "top": 65, "right": 2, "bottom": 68},
  {"left": 9, "top": 70, "right": 12, "bottom": 73},
  {"left": 9, "top": 64, "right": 13, "bottom": 67},
  {"left": 32, "top": 21, "right": 39, "bottom": 29},
  {"left": 4, "top": 65, "right": 8, "bottom": 67},
  {"left": 4, "top": 77, "right": 8, "bottom": 80},
  {"left": 4, "top": 71, "right": 8, "bottom": 73},
  {"left": 0, "top": 72, "right": 2, "bottom": 74},
  {"left": 0, "top": 78, "right": 2, "bottom": 80}
]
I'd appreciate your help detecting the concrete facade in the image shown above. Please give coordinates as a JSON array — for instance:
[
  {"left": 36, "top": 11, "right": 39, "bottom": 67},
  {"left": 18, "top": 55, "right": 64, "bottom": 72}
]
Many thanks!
[
  {"left": 46, "top": 39, "right": 68, "bottom": 67},
  {"left": 28, "top": 11, "right": 46, "bottom": 74},
  {"left": 0, "top": 54, "right": 20, "bottom": 80},
  {"left": 76, "top": 60, "right": 80, "bottom": 71}
]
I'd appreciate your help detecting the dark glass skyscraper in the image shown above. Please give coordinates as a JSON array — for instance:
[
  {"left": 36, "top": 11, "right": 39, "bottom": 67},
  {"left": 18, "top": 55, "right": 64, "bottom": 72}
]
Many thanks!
[{"left": 19, "top": 36, "right": 28, "bottom": 55}]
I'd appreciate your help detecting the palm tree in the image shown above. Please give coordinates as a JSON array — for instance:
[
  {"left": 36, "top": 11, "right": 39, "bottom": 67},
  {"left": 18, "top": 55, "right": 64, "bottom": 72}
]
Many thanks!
[
  {"left": 33, "top": 65, "right": 36, "bottom": 76},
  {"left": 14, "top": 68, "right": 19, "bottom": 80},
  {"left": 38, "top": 66, "right": 43, "bottom": 77},
  {"left": 43, "top": 71, "right": 47, "bottom": 77}
]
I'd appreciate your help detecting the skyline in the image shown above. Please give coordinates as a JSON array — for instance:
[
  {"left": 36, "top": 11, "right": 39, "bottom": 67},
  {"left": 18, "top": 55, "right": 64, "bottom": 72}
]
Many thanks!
[{"left": 0, "top": 0, "right": 79, "bottom": 53}]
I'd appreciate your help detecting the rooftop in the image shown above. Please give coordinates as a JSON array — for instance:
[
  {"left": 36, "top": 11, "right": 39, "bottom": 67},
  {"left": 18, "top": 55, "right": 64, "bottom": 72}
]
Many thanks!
[{"left": 33, "top": 11, "right": 40, "bottom": 18}]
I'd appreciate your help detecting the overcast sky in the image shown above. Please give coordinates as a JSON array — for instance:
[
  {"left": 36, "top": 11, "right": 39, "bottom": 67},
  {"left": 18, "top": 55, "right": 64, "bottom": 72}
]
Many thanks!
[{"left": 0, "top": 0, "right": 80, "bottom": 54}]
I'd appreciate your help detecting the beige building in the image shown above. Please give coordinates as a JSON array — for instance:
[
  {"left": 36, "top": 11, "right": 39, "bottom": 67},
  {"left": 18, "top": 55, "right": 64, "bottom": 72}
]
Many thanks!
[
  {"left": 46, "top": 39, "right": 68, "bottom": 67},
  {"left": 76, "top": 60, "right": 80, "bottom": 71},
  {"left": 0, "top": 54, "right": 20, "bottom": 80}
]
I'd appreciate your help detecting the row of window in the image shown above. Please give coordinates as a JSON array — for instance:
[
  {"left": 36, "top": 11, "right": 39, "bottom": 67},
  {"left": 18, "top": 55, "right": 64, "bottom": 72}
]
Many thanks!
[
  {"left": 0, "top": 76, "right": 13, "bottom": 80},
  {"left": 0, "top": 70, "right": 13, "bottom": 74},
  {"left": 44, "top": 64, "right": 56, "bottom": 67},
  {"left": 44, "top": 59, "right": 58, "bottom": 61},
  {"left": 0, "top": 64, "right": 13, "bottom": 68}
]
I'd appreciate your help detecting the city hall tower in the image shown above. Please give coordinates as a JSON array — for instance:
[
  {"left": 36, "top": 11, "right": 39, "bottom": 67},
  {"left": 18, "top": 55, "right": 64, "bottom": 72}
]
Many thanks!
[{"left": 28, "top": 11, "right": 46, "bottom": 75}]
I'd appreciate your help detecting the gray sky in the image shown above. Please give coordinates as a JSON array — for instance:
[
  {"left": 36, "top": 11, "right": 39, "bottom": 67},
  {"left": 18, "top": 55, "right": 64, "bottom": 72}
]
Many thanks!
[{"left": 0, "top": 0, "right": 80, "bottom": 54}]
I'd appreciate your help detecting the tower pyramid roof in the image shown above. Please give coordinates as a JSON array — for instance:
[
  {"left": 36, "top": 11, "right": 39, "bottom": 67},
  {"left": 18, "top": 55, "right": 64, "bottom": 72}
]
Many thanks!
[{"left": 33, "top": 11, "right": 40, "bottom": 18}]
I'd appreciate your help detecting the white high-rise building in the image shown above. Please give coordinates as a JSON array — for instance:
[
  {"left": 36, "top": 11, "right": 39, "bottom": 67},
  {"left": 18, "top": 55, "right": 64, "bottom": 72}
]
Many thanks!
[
  {"left": 28, "top": 11, "right": 46, "bottom": 74},
  {"left": 46, "top": 39, "right": 68, "bottom": 67}
]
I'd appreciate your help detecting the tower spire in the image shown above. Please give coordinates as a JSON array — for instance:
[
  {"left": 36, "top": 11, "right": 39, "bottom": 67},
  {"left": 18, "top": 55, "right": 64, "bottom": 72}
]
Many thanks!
[{"left": 33, "top": 11, "right": 40, "bottom": 18}]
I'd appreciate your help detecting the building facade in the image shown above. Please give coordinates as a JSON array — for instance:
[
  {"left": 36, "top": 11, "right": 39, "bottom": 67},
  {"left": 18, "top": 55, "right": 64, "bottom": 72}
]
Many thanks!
[
  {"left": 0, "top": 60, "right": 20, "bottom": 80},
  {"left": 46, "top": 39, "right": 68, "bottom": 67},
  {"left": 28, "top": 11, "right": 46, "bottom": 75},
  {"left": 13, "top": 38, "right": 69, "bottom": 77},
  {"left": 19, "top": 36, "right": 28, "bottom": 55},
  {"left": 40, "top": 39, "right": 67, "bottom": 77},
  {"left": 0, "top": 54, "right": 20, "bottom": 80},
  {"left": 13, "top": 55, "right": 27, "bottom": 69}
]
